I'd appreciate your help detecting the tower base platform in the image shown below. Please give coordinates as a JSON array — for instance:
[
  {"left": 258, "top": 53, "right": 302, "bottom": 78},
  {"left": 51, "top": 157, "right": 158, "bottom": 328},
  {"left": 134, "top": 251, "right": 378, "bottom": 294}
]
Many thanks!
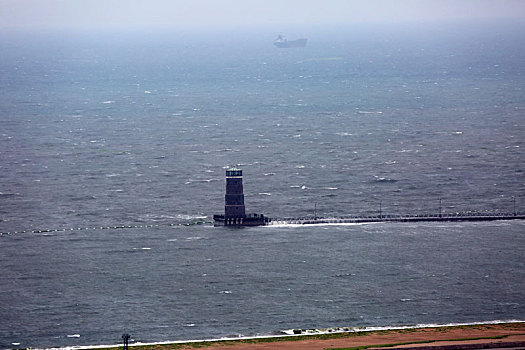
[{"left": 213, "top": 214, "right": 271, "bottom": 227}]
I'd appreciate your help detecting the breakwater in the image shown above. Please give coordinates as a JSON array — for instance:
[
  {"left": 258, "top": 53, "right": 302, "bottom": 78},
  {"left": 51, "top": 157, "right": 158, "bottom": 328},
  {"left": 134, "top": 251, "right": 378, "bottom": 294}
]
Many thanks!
[
  {"left": 0, "top": 221, "right": 212, "bottom": 236},
  {"left": 270, "top": 212, "right": 525, "bottom": 225},
  {"left": 1, "top": 212, "right": 523, "bottom": 235}
]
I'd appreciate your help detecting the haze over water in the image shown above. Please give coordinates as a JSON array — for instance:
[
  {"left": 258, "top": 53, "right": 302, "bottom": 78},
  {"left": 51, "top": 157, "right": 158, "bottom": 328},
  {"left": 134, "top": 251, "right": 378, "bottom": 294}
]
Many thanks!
[{"left": 1, "top": 16, "right": 524, "bottom": 349}]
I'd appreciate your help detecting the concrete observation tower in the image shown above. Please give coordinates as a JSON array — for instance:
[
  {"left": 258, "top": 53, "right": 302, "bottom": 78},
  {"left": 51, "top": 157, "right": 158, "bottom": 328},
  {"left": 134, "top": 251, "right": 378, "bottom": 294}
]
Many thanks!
[{"left": 214, "top": 168, "right": 270, "bottom": 226}]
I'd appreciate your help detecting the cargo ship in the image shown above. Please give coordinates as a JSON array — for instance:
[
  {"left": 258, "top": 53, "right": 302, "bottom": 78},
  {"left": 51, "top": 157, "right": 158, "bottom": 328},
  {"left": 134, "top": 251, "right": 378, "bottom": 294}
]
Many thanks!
[{"left": 273, "top": 34, "right": 307, "bottom": 48}]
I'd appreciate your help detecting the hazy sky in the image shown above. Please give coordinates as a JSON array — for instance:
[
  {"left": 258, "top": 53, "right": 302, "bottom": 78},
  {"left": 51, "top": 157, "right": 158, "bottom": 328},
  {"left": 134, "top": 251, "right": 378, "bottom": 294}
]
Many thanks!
[{"left": 1, "top": 0, "right": 524, "bottom": 30}]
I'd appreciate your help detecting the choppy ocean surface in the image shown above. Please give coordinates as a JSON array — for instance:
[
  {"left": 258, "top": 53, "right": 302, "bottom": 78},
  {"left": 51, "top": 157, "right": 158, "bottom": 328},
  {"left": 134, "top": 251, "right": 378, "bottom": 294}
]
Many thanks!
[{"left": 0, "top": 21, "right": 524, "bottom": 348}]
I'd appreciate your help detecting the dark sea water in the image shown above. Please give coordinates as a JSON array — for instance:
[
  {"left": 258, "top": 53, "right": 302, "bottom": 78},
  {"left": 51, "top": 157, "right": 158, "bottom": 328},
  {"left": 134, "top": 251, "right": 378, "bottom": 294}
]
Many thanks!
[{"left": 0, "top": 21, "right": 524, "bottom": 348}]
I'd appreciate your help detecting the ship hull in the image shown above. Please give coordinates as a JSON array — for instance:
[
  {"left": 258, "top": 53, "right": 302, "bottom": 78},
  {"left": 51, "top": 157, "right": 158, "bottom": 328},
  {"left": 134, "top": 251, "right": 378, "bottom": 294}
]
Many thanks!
[{"left": 274, "top": 38, "right": 307, "bottom": 48}]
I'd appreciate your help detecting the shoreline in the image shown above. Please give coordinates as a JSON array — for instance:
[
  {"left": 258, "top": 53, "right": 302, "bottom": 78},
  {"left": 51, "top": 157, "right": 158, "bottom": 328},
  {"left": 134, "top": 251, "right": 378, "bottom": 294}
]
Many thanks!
[{"left": 36, "top": 321, "right": 525, "bottom": 350}]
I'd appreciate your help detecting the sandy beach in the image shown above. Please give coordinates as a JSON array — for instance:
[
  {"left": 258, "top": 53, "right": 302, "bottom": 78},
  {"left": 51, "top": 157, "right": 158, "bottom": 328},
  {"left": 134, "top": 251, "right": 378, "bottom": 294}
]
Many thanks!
[{"left": 141, "top": 323, "right": 525, "bottom": 350}]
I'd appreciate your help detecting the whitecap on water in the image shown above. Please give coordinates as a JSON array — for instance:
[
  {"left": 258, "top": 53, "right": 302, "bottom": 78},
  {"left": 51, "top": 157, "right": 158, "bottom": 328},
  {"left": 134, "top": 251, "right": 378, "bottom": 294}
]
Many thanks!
[
  {"left": 357, "top": 110, "right": 382, "bottom": 114},
  {"left": 259, "top": 193, "right": 272, "bottom": 196},
  {"left": 67, "top": 334, "right": 80, "bottom": 338},
  {"left": 176, "top": 214, "right": 208, "bottom": 221},
  {"left": 196, "top": 179, "right": 218, "bottom": 183},
  {"left": 0, "top": 192, "right": 20, "bottom": 197},
  {"left": 138, "top": 214, "right": 177, "bottom": 221},
  {"left": 374, "top": 177, "right": 397, "bottom": 183}
]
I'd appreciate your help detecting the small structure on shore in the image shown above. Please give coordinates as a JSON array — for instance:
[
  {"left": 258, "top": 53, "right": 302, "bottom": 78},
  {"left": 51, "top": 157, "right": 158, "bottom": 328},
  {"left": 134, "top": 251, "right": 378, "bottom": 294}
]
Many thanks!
[
  {"left": 121, "top": 334, "right": 130, "bottom": 350},
  {"left": 213, "top": 168, "right": 270, "bottom": 226}
]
